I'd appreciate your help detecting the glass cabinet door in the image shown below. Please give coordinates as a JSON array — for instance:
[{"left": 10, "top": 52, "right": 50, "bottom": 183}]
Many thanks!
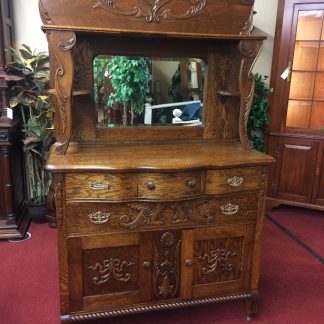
[{"left": 286, "top": 9, "right": 324, "bottom": 130}]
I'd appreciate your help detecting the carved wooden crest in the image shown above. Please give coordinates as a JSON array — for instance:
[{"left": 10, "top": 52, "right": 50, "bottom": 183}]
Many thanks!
[{"left": 93, "top": 0, "right": 208, "bottom": 23}]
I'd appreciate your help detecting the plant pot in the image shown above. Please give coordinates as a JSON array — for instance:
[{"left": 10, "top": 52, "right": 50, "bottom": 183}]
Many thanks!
[{"left": 28, "top": 202, "right": 48, "bottom": 223}]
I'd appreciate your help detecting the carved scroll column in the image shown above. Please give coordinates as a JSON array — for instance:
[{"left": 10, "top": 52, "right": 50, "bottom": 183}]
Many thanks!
[
  {"left": 238, "top": 40, "right": 262, "bottom": 149},
  {"left": 46, "top": 31, "right": 76, "bottom": 155}
]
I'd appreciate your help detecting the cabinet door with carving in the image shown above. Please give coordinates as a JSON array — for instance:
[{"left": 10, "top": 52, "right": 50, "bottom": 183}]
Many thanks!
[
  {"left": 181, "top": 224, "right": 254, "bottom": 299},
  {"left": 67, "top": 232, "right": 151, "bottom": 313}
]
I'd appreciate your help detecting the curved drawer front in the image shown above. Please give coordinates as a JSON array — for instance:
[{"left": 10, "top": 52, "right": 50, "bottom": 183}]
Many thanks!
[
  {"left": 205, "top": 167, "right": 261, "bottom": 194},
  {"left": 66, "top": 193, "right": 258, "bottom": 235},
  {"left": 65, "top": 173, "right": 137, "bottom": 200},
  {"left": 138, "top": 171, "right": 202, "bottom": 199}
]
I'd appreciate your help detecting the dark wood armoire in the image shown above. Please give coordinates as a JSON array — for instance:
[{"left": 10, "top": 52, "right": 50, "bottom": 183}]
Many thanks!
[
  {"left": 266, "top": 0, "right": 324, "bottom": 211},
  {"left": 0, "top": 0, "right": 29, "bottom": 239},
  {"left": 40, "top": 0, "right": 274, "bottom": 321}
]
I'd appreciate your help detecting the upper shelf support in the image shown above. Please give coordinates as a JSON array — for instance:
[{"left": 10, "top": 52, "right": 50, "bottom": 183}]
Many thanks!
[
  {"left": 238, "top": 39, "right": 262, "bottom": 149},
  {"left": 47, "top": 30, "right": 76, "bottom": 155}
]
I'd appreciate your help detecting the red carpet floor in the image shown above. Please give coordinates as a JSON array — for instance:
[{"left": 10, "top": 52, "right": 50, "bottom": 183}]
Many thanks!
[
  {"left": 0, "top": 211, "right": 323, "bottom": 324},
  {"left": 266, "top": 206, "right": 324, "bottom": 261}
]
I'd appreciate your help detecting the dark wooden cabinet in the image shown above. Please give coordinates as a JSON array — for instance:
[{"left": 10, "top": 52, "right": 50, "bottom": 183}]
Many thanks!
[
  {"left": 312, "top": 143, "right": 324, "bottom": 205},
  {"left": 41, "top": 0, "right": 274, "bottom": 321},
  {"left": 266, "top": 0, "right": 324, "bottom": 211},
  {"left": 0, "top": 118, "right": 29, "bottom": 239}
]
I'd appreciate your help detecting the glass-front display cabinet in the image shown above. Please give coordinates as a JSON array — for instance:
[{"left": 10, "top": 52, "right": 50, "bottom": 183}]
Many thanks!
[{"left": 267, "top": 0, "right": 324, "bottom": 210}]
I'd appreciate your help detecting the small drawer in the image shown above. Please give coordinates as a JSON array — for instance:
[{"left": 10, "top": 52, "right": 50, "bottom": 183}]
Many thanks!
[
  {"left": 65, "top": 173, "right": 137, "bottom": 200},
  {"left": 138, "top": 171, "right": 202, "bottom": 199},
  {"left": 205, "top": 167, "right": 261, "bottom": 194}
]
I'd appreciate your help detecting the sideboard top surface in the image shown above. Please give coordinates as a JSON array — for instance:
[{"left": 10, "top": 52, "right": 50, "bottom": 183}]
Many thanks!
[{"left": 46, "top": 141, "right": 274, "bottom": 172}]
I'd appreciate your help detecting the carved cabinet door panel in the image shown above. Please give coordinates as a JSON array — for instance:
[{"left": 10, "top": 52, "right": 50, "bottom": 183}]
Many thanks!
[
  {"left": 67, "top": 232, "right": 151, "bottom": 312},
  {"left": 181, "top": 224, "right": 254, "bottom": 299}
]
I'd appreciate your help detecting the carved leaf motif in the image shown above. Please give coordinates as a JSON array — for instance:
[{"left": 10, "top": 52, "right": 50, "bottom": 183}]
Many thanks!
[
  {"left": 119, "top": 199, "right": 214, "bottom": 229},
  {"left": 93, "top": 0, "right": 208, "bottom": 23},
  {"left": 153, "top": 232, "right": 180, "bottom": 298}
]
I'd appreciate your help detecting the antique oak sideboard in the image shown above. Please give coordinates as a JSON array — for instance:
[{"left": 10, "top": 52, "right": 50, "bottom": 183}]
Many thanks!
[{"left": 40, "top": 0, "right": 274, "bottom": 321}]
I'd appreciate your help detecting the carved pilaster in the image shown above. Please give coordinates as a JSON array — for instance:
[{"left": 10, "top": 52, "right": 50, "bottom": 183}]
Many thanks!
[
  {"left": 153, "top": 232, "right": 181, "bottom": 299},
  {"left": 238, "top": 39, "right": 262, "bottom": 149},
  {"left": 47, "top": 31, "right": 76, "bottom": 155},
  {"left": 54, "top": 173, "right": 65, "bottom": 225}
]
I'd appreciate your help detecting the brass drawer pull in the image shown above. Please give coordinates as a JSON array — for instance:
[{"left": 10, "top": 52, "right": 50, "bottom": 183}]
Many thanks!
[
  {"left": 89, "top": 180, "right": 111, "bottom": 191},
  {"left": 227, "top": 176, "right": 244, "bottom": 187},
  {"left": 146, "top": 181, "right": 156, "bottom": 190},
  {"left": 220, "top": 203, "right": 239, "bottom": 216},
  {"left": 143, "top": 261, "right": 151, "bottom": 269},
  {"left": 185, "top": 259, "right": 193, "bottom": 267},
  {"left": 88, "top": 211, "right": 110, "bottom": 224},
  {"left": 187, "top": 180, "right": 196, "bottom": 188}
]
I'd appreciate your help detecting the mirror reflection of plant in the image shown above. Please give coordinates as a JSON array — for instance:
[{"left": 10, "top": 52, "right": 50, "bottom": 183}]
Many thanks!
[
  {"left": 248, "top": 74, "right": 271, "bottom": 152},
  {"left": 5, "top": 44, "right": 53, "bottom": 204},
  {"left": 107, "top": 56, "right": 151, "bottom": 126}
]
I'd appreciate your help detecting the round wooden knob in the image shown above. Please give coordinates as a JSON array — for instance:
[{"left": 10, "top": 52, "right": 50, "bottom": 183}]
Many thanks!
[
  {"left": 143, "top": 261, "right": 151, "bottom": 268},
  {"left": 187, "top": 180, "right": 196, "bottom": 188},
  {"left": 185, "top": 259, "right": 193, "bottom": 267},
  {"left": 147, "top": 181, "right": 156, "bottom": 190}
]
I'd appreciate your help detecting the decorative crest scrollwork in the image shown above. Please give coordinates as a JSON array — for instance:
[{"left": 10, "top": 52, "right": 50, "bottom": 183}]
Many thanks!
[
  {"left": 38, "top": 0, "right": 53, "bottom": 24},
  {"left": 58, "top": 34, "right": 77, "bottom": 51},
  {"left": 93, "top": 0, "right": 208, "bottom": 23}
]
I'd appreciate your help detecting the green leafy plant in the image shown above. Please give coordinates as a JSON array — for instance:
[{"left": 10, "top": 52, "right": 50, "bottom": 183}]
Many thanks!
[
  {"left": 248, "top": 74, "right": 271, "bottom": 152},
  {"left": 5, "top": 44, "right": 53, "bottom": 204},
  {"left": 106, "top": 56, "right": 151, "bottom": 126}
]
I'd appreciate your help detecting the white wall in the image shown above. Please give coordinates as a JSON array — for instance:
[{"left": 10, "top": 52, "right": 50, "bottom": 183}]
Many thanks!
[
  {"left": 12, "top": 0, "right": 48, "bottom": 53},
  {"left": 11, "top": 0, "right": 278, "bottom": 75},
  {"left": 253, "top": 0, "right": 279, "bottom": 78}
]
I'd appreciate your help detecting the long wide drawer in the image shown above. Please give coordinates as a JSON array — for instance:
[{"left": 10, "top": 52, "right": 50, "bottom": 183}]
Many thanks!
[{"left": 65, "top": 193, "right": 259, "bottom": 235}]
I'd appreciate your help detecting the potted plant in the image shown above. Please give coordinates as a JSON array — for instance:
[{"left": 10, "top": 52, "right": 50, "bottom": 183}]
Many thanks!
[
  {"left": 5, "top": 44, "right": 53, "bottom": 222},
  {"left": 248, "top": 74, "right": 271, "bottom": 152}
]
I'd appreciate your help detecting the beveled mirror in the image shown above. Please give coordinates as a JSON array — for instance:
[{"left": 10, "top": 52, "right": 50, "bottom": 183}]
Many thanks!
[{"left": 94, "top": 55, "right": 206, "bottom": 127}]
